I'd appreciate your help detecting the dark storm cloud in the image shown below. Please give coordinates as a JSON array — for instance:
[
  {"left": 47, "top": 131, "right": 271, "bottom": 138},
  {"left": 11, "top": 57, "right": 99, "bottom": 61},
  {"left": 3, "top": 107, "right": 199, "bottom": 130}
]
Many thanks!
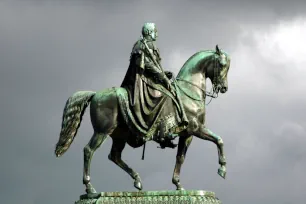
[{"left": 0, "top": 0, "right": 305, "bottom": 204}]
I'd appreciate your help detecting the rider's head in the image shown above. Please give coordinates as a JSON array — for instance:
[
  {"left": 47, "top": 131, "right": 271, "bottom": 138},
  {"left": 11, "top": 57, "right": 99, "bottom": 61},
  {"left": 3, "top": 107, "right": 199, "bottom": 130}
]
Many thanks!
[{"left": 142, "top": 23, "right": 158, "bottom": 41}]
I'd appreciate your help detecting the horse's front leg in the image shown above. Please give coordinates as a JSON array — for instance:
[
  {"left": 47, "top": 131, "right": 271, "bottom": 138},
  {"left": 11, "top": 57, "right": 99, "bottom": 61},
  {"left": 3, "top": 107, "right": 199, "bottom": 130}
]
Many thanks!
[
  {"left": 193, "top": 126, "right": 227, "bottom": 179},
  {"left": 172, "top": 134, "right": 193, "bottom": 190}
]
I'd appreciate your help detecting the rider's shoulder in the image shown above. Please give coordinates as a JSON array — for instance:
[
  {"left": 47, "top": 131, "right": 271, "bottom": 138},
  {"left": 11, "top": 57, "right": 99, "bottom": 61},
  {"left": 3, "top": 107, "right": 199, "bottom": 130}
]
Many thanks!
[{"left": 132, "top": 40, "right": 145, "bottom": 54}]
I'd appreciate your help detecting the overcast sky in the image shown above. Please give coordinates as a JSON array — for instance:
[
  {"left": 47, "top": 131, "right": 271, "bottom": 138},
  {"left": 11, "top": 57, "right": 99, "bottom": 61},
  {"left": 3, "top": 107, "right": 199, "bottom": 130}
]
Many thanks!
[{"left": 1, "top": 0, "right": 306, "bottom": 203}]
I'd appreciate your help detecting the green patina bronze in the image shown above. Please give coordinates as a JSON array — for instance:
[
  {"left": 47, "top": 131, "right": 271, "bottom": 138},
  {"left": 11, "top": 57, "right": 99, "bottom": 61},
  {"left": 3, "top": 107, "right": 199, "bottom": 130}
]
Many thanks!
[
  {"left": 76, "top": 190, "right": 221, "bottom": 204},
  {"left": 54, "top": 23, "right": 231, "bottom": 202}
]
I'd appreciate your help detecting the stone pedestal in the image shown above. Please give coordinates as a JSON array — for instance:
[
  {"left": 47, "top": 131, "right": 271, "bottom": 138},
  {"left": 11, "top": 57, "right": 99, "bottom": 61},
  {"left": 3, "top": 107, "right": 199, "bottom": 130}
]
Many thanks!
[{"left": 75, "top": 190, "right": 221, "bottom": 204}]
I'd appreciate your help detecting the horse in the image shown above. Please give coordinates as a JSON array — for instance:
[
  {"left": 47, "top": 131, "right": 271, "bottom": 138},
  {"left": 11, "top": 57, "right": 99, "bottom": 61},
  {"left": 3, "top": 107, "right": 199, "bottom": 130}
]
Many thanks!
[{"left": 55, "top": 45, "right": 231, "bottom": 194}]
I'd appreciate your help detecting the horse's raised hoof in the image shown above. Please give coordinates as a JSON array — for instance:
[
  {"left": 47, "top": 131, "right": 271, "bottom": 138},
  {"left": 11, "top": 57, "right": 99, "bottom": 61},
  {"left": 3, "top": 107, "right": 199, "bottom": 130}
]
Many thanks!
[
  {"left": 134, "top": 180, "right": 143, "bottom": 191},
  {"left": 218, "top": 165, "right": 226, "bottom": 179}
]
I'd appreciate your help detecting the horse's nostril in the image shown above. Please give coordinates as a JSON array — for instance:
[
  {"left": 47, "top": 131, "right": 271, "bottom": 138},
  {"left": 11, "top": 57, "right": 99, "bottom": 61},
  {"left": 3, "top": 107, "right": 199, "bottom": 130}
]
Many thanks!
[{"left": 221, "top": 87, "right": 227, "bottom": 93}]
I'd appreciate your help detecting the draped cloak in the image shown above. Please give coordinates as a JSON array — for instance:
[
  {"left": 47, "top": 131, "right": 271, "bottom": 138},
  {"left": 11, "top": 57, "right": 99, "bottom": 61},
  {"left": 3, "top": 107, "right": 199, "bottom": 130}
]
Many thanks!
[{"left": 120, "top": 39, "right": 177, "bottom": 137}]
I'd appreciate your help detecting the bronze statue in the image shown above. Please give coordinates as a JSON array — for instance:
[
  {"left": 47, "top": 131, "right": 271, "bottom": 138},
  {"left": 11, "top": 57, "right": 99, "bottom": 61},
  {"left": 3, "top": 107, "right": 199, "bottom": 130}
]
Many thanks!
[
  {"left": 121, "top": 23, "right": 188, "bottom": 148},
  {"left": 55, "top": 23, "right": 231, "bottom": 195}
]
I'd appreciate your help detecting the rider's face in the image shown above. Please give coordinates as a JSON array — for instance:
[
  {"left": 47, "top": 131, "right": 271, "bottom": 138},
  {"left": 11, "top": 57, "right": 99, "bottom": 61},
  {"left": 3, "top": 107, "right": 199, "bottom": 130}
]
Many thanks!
[
  {"left": 152, "top": 27, "right": 158, "bottom": 41},
  {"left": 154, "top": 28, "right": 158, "bottom": 39}
]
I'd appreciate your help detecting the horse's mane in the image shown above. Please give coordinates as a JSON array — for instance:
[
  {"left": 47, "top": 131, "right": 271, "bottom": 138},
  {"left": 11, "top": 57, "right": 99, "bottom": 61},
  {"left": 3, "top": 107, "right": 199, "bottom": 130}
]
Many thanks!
[{"left": 177, "top": 50, "right": 216, "bottom": 77}]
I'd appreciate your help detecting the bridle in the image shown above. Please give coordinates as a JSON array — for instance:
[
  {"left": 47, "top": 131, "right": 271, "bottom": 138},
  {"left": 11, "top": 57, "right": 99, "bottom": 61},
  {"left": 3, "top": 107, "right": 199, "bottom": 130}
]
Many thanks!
[{"left": 175, "top": 53, "right": 224, "bottom": 105}]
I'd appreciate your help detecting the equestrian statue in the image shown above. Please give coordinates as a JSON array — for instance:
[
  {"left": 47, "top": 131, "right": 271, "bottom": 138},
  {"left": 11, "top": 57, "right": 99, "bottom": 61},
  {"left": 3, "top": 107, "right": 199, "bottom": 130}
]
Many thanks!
[{"left": 55, "top": 22, "right": 231, "bottom": 194}]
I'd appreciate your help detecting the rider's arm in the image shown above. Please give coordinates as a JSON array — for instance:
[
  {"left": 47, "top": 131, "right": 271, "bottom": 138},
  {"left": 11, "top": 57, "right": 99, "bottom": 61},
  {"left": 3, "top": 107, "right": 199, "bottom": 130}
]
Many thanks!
[
  {"left": 143, "top": 55, "right": 172, "bottom": 87},
  {"left": 151, "top": 47, "right": 173, "bottom": 79},
  {"left": 134, "top": 50, "right": 166, "bottom": 79},
  {"left": 133, "top": 41, "right": 171, "bottom": 87}
]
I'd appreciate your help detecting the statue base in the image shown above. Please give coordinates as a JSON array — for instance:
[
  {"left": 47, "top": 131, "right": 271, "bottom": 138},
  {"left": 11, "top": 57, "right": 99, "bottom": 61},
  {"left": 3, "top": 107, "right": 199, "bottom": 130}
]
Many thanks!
[{"left": 75, "top": 190, "right": 221, "bottom": 204}]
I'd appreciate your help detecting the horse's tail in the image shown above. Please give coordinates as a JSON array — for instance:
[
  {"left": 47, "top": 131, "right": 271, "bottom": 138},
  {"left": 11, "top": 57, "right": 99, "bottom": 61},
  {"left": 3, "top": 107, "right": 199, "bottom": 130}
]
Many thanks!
[{"left": 55, "top": 91, "right": 96, "bottom": 157}]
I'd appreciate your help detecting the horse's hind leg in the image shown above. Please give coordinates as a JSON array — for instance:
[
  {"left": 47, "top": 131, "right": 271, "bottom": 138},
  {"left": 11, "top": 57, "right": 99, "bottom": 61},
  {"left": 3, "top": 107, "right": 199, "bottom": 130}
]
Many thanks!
[
  {"left": 108, "top": 138, "right": 143, "bottom": 190},
  {"left": 83, "top": 132, "right": 108, "bottom": 194},
  {"left": 172, "top": 134, "right": 193, "bottom": 190}
]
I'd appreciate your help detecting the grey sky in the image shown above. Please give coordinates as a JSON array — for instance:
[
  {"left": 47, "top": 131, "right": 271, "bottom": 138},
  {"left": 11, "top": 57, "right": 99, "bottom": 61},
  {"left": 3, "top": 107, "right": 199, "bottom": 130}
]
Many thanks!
[{"left": 1, "top": 0, "right": 306, "bottom": 203}]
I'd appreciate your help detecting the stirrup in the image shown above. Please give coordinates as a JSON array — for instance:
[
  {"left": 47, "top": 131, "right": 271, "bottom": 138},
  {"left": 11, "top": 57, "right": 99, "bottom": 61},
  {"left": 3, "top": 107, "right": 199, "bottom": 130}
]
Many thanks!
[
  {"left": 179, "top": 120, "right": 189, "bottom": 129},
  {"left": 158, "top": 139, "right": 178, "bottom": 149},
  {"left": 158, "top": 143, "right": 177, "bottom": 149}
]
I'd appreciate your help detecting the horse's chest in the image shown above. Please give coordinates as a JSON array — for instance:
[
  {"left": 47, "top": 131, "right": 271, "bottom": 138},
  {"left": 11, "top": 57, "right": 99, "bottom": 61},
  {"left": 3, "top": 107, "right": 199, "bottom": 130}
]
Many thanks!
[{"left": 185, "top": 99, "right": 205, "bottom": 114}]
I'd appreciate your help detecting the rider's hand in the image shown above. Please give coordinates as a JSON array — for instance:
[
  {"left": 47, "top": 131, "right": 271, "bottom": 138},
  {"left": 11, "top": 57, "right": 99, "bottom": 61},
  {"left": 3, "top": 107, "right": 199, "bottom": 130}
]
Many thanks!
[
  {"left": 166, "top": 79, "right": 176, "bottom": 96},
  {"left": 165, "top": 71, "right": 173, "bottom": 79},
  {"left": 162, "top": 74, "right": 176, "bottom": 95},
  {"left": 166, "top": 79, "right": 172, "bottom": 90},
  {"left": 170, "top": 87, "right": 176, "bottom": 96},
  {"left": 163, "top": 77, "right": 171, "bottom": 89}
]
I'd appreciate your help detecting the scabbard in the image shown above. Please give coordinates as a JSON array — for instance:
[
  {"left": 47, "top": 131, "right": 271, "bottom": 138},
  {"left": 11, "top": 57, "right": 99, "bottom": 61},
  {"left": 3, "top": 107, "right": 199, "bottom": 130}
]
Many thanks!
[{"left": 173, "top": 80, "right": 189, "bottom": 124}]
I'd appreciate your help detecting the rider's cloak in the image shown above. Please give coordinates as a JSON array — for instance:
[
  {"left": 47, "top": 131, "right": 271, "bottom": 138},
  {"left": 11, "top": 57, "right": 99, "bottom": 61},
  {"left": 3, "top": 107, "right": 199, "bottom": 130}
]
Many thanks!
[{"left": 120, "top": 39, "right": 174, "bottom": 136}]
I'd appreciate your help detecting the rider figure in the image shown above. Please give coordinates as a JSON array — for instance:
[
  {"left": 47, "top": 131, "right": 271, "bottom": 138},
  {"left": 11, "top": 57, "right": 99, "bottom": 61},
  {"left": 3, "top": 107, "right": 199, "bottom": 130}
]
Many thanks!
[{"left": 121, "top": 23, "right": 188, "bottom": 148}]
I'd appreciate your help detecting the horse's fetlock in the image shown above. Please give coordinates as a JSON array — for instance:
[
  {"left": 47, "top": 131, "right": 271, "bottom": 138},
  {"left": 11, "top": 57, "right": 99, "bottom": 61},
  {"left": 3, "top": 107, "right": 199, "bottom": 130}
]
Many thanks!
[
  {"left": 217, "top": 138, "right": 224, "bottom": 146},
  {"left": 176, "top": 155, "right": 185, "bottom": 163},
  {"left": 83, "top": 175, "right": 90, "bottom": 184},
  {"left": 132, "top": 172, "right": 140, "bottom": 180},
  {"left": 219, "top": 156, "right": 226, "bottom": 165},
  {"left": 172, "top": 175, "right": 180, "bottom": 183},
  {"left": 83, "top": 145, "right": 92, "bottom": 157}
]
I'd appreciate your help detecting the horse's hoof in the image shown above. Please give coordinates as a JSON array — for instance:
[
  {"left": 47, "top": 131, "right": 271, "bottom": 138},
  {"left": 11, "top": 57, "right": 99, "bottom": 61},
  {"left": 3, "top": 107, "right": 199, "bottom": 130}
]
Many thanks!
[
  {"left": 177, "top": 187, "right": 185, "bottom": 191},
  {"left": 134, "top": 180, "right": 143, "bottom": 191},
  {"left": 219, "top": 156, "right": 227, "bottom": 166},
  {"left": 86, "top": 187, "right": 97, "bottom": 194},
  {"left": 218, "top": 166, "right": 226, "bottom": 179}
]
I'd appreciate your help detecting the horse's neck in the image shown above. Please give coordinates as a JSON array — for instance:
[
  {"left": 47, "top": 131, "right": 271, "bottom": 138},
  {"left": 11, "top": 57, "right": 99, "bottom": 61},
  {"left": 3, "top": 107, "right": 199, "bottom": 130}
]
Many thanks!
[
  {"left": 176, "top": 52, "right": 213, "bottom": 99},
  {"left": 177, "top": 73, "right": 206, "bottom": 101}
]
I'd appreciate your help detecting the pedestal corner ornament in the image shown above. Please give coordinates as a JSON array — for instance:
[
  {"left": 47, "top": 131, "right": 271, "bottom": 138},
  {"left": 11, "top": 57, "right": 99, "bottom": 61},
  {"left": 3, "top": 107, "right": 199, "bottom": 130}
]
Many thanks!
[{"left": 55, "top": 23, "right": 231, "bottom": 204}]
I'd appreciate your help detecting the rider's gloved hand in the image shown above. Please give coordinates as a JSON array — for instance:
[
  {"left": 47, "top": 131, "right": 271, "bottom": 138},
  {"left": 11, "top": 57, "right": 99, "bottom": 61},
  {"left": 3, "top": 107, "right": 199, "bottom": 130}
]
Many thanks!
[
  {"left": 163, "top": 76, "right": 176, "bottom": 96},
  {"left": 165, "top": 71, "right": 173, "bottom": 79}
]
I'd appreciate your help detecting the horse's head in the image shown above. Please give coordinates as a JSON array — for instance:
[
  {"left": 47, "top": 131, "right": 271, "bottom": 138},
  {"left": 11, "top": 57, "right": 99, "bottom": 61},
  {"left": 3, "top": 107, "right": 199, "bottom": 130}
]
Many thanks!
[
  {"left": 177, "top": 45, "right": 231, "bottom": 98},
  {"left": 206, "top": 45, "right": 230, "bottom": 94}
]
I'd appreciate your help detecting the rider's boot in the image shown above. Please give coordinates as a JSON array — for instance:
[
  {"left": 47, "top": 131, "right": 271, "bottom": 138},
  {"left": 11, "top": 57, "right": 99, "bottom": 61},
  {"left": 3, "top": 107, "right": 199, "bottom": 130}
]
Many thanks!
[
  {"left": 157, "top": 122, "right": 177, "bottom": 149},
  {"left": 160, "top": 138, "right": 177, "bottom": 149}
]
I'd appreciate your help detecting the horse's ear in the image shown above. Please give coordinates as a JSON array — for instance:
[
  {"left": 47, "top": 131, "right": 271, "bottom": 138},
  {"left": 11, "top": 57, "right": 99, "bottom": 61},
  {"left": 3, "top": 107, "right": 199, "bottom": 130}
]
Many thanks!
[{"left": 216, "top": 44, "right": 221, "bottom": 54}]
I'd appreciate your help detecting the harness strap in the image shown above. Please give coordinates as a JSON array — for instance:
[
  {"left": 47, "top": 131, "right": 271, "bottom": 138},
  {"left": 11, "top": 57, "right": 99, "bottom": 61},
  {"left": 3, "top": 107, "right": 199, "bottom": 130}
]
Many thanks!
[{"left": 176, "top": 78, "right": 218, "bottom": 100}]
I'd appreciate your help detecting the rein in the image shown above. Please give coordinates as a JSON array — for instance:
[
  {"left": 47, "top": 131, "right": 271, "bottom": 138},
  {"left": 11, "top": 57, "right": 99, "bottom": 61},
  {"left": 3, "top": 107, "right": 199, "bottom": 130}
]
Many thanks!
[
  {"left": 174, "top": 54, "right": 223, "bottom": 104},
  {"left": 175, "top": 78, "right": 218, "bottom": 104}
]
